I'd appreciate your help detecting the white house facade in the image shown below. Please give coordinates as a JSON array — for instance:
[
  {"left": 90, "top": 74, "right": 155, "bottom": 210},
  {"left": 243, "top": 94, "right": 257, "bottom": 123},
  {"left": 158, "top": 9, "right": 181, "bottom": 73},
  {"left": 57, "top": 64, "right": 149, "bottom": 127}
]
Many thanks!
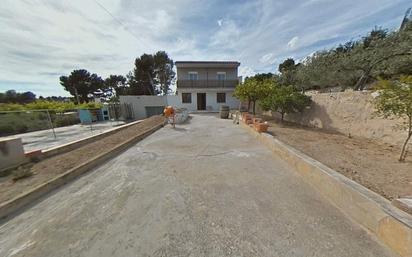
[
  {"left": 175, "top": 61, "right": 241, "bottom": 112},
  {"left": 119, "top": 61, "right": 242, "bottom": 120}
]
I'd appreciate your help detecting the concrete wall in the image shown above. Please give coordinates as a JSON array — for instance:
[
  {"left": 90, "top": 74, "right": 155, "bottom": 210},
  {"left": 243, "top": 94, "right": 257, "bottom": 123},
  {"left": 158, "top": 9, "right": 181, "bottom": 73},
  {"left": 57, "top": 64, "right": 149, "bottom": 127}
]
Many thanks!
[
  {"left": 265, "top": 90, "right": 407, "bottom": 147},
  {"left": 0, "top": 137, "right": 26, "bottom": 171},
  {"left": 121, "top": 90, "right": 240, "bottom": 118},
  {"left": 120, "top": 95, "right": 167, "bottom": 120},
  {"left": 177, "top": 67, "right": 238, "bottom": 80}
]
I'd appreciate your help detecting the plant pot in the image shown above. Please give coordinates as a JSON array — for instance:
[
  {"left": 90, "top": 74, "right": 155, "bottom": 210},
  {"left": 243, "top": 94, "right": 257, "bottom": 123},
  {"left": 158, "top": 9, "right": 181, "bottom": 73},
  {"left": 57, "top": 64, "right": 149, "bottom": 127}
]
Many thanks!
[
  {"left": 253, "top": 118, "right": 263, "bottom": 124},
  {"left": 255, "top": 123, "right": 269, "bottom": 133}
]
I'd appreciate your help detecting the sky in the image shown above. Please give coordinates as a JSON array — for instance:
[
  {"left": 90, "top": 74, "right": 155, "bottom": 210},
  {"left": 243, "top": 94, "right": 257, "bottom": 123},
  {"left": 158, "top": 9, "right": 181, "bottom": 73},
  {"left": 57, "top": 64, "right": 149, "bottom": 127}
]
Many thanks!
[{"left": 0, "top": 0, "right": 410, "bottom": 97}]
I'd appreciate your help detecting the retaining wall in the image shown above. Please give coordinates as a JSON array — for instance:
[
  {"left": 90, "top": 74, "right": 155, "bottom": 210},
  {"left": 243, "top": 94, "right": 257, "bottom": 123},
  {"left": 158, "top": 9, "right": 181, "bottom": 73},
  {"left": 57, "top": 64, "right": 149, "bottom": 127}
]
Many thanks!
[{"left": 264, "top": 90, "right": 407, "bottom": 147}]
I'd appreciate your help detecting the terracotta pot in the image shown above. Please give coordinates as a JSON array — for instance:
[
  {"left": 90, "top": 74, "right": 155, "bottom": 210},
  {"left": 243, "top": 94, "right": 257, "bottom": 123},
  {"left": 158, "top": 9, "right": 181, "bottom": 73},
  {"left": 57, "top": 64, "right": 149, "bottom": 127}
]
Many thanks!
[
  {"left": 246, "top": 119, "right": 253, "bottom": 125},
  {"left": 243, "top": 114, "right": 252, "bottom": 120},
  {"left": 253, "top": 118, "right": 263, "bottom": 124},
  {"left": 255, "top": 123, "right": 269, "bottom": 133}
]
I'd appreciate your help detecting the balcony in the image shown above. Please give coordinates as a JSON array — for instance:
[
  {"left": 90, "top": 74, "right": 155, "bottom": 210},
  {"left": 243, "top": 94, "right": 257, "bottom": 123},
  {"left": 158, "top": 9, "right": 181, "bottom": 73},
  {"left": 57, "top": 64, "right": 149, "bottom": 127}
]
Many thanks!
[{"left": 177, "top": 80, "right": 239, "bottom": 89}]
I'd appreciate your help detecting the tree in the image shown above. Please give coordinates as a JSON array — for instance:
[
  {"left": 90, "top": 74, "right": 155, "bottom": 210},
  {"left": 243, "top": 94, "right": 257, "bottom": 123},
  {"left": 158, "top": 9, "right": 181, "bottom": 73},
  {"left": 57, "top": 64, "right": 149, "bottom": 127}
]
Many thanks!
[
  {"left": 104, "top": 75, "right": 127, "bottom": 96},
  {"left": 129, "top": 54, "right": 157, "bottom": 95},
  {"left": 278, "top": 58, "right": 298, "bottom": 86},
  {"left": 0, "top": 90, "right": 36, "bottom": 104},
  {"left": 154, "top": 51, "right": 175, "bottom": 95},
  {"left": 260, "top": 85, "right": 311, "bottom": 121},
  {"left": 293, "top": 21, "right": 412, "bottom": 91},
  {"left": 60, "top": 69, "right": 104, "bottom": 103},
  {"left": 245, "top": 73, "right": 274, "bottom": 83},
  {"left": 128, "top": 51, "right": 175, "bottom": 95},
  {"left": 17, "top": 91, "right": 36, "bottom": 104},
  {"left": 234, "top": 78, "right": 273, "bottom": 114},
  {"left": 374, "top": 76, "right": 412, "bottom": 161},
  {"left": 362, "top": 26, "right": 388, "bottom": 48}
]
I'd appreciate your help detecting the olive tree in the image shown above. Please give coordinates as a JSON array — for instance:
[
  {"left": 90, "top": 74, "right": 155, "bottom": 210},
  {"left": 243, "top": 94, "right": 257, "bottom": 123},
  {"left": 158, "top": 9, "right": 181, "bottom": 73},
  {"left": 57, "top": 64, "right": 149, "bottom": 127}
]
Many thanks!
[
  {"left": 374, "top": 76, "right": 412, "bottom": 161},
  {"left": 260, "top": 85, "right": 311, "bottom": 121}
]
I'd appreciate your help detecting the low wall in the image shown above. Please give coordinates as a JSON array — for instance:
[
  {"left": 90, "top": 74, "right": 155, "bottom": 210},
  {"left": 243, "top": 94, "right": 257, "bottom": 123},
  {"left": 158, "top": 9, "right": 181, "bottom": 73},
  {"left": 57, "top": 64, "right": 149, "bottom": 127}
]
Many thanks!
[{"left": 266, "top": 90, "right": 407, "bottom": 147}]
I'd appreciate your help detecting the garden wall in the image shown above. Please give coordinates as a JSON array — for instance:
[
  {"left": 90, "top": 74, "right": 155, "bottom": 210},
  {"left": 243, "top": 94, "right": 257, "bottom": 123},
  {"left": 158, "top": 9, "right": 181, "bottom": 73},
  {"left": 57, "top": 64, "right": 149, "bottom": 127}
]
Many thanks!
[{"left": 265, "top": 90, "right": 407, "bottom": 147}]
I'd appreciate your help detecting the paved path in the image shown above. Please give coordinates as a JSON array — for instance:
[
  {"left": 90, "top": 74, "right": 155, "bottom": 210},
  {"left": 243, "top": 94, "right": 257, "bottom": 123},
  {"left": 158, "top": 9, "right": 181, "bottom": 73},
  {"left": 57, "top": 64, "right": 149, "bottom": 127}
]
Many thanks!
[
  {"left": 0, "top": 115, "right": 397, "bottom": 257},
  {"left": 5, "top": 120, "right": 125, "bottom": 152}
]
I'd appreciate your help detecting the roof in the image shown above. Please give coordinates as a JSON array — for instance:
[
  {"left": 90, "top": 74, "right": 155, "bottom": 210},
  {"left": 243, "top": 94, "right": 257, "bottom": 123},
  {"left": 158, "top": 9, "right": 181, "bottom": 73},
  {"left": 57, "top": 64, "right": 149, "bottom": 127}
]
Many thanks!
[{"left": 175, "top": 61, "right": 240, "bottom": 68}]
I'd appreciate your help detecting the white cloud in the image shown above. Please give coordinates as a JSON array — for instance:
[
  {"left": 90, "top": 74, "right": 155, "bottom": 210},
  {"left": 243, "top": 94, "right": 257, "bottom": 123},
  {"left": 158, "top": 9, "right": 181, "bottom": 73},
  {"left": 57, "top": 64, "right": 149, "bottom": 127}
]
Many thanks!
[
  {"left": 210, "top": 19, "right": 241, "bottom": 49},
  {"left": 239, "top": 66, "right": 256, "bottom": 80},
  {"left": 0, "top": 0, "right": 408, "bottom": 96},
  {"left": 259, "top": 53, "right": 277, "bottom": 65},
  {"left": 287, "top": 36, "right": 299, "bottom": 49}
]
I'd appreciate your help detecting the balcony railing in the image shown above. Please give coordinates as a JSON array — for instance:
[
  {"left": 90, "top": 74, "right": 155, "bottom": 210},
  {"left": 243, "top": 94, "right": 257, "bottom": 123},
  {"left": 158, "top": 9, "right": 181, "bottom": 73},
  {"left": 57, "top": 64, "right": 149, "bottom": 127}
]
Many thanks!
[{"left": 177, "top": 80, "right": 239, "bottom": 88}]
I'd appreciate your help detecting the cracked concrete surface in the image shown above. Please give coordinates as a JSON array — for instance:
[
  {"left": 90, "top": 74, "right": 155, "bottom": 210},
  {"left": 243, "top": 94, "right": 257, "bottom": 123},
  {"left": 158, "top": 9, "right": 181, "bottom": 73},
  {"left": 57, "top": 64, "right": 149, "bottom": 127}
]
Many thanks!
[{"left": 0, "top": 114, "right": 398, "bottom": 257}]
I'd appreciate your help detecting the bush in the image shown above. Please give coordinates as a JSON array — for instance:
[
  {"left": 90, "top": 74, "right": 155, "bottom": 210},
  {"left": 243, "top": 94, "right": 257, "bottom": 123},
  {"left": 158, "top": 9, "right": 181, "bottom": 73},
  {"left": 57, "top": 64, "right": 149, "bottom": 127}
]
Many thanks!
[
  {"left": 260, "top": 85, "right": 311, "bottom": 121},
  {"left": 53, "top": 113, "right": 80, "bottom": 127},
  {"left": 0, "top": 124, "right": 14, "bottom": 135},
  {"left": 15, "top": 123, "right": 28, "bottom": 133},
  {"left": 0, "top": 100, "right": 102, "bottom": 112}
]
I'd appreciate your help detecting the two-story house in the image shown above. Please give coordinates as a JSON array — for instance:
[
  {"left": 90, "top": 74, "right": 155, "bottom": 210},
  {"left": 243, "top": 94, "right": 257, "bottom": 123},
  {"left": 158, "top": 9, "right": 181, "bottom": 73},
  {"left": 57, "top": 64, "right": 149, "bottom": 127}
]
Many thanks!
[{"left": 175, "top": 61, "right": 241, "bottom": 111}]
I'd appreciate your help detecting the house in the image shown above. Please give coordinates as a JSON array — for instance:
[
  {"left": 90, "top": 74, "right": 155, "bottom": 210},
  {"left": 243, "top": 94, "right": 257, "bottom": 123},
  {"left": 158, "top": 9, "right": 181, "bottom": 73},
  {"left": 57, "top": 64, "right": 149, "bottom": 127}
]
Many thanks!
[
  {"left": 174, "top": 61, "right": 241, "bottom": 111},
  {"left": 119, "top": 61, "right": 242, "bottom": 120}
]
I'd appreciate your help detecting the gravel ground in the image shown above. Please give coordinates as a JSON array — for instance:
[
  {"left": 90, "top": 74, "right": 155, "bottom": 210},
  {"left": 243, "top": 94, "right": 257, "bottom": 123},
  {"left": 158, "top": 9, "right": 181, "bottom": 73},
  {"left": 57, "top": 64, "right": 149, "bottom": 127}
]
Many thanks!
[
  {"left": 265, "top": 118, "right": 412, "bottom": 201},
  {"left": 0, "top": 115, "right": 164, "bottom": 204}
]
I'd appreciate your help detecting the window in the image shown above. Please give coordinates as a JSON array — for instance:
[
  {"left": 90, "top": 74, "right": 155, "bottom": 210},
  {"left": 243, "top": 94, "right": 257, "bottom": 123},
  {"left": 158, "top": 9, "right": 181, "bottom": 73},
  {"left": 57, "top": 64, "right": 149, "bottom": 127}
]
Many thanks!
[
  {"left": 217, "top": 72, "right": 226, "bottom": 81},
  {"left": 188, "top": 72, "right": 198, "bottom": 80},
  {"left": 217, "top": 93, "right": 226, "bottom": 103},
  {"left": 182, "top": 93, "right": 192, "bottom": 103}
]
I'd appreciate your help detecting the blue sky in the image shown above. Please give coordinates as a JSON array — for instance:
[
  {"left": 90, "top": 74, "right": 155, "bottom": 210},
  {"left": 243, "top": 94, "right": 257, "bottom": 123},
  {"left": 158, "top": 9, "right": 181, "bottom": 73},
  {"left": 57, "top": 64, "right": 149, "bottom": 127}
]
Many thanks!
[{"left": 0, "top": 0, "right": 410, "bottom": 96}]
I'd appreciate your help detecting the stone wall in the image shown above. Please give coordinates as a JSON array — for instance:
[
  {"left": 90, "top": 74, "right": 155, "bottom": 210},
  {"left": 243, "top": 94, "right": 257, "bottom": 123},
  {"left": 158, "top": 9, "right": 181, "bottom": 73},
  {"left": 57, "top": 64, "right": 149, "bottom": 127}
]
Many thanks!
[{"left": 266, "top": 90, "right": 407, "bottom": 147}]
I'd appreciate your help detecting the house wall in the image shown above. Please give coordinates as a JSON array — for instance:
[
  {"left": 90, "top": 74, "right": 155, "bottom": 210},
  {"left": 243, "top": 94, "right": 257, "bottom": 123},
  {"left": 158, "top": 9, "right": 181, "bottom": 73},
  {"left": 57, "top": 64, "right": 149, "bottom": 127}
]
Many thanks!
[
  {"left": 177, "top": 88, "right": 239, "bottom": 112},
  {"left": 177, "top": 67, "right": 238, "bottom": 80},
  {"left": 120, "top": 90, "right": 240, "bottom": 119}
]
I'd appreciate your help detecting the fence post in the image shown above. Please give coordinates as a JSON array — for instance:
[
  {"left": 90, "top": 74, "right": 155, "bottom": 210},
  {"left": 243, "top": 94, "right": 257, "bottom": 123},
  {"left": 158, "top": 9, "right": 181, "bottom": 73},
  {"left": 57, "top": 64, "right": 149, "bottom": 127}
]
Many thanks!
[{"left": 46, "top": 110, "right": 57, "bottom": 139}]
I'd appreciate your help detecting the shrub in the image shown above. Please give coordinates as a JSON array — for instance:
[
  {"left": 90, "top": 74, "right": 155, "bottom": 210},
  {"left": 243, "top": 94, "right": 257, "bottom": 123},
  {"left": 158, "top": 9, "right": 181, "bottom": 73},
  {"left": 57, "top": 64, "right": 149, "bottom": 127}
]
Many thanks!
[
  {"left": 260, "top": 85, "right": 311, "bottom": 121},
  {"left": 53, "top": 114, "right": 80, "bottom": 127},
  {"left": 0, "top": 124, "right": 14, "bottom": 135},
  {"left": 15, "top": 123, "right": 28, "bottom": 133}
]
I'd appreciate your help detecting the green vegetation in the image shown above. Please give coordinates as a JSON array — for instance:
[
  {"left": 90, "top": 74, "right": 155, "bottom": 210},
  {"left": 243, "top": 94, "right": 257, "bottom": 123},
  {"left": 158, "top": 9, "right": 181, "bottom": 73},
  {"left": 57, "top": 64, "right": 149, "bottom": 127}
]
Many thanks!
[
  {"left": 270, "top": 24, "right": 412, "bottom": 91},
  {"left": 0, "top": 100, "right": 102, "bottom": 136},
  {"left": 374, "top": 76, "right": 412, "bottom": 161},
  {"left": 59, "top": 51, "right": 175, "bottom": 102},
  {"left": 60, "top": 70, "right": 104, "bottom": 103},
  {"left": 234, "top": 78, "right": 272, "bottom": 114},
  {"left": 0, "top": 100, "right": 101, "bottom": 112},
  {"left": 0, "top": 90, "right": 36, "bottom": 104},
  {"left": 127, "top": 51, "right": 175, "bottom": 95},
  {"left": 260, "top": 85, "right": 311, "bottom": 121},
  {"left": 234, "top": 76, "right": 311, "bottom": 119}
]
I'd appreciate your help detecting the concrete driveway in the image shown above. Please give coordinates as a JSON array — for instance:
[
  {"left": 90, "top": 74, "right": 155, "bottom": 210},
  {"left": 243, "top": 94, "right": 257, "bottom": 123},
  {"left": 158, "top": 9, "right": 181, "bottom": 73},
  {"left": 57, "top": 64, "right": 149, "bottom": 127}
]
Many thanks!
[
  {"left": 9, "top": 120, "right": 125, "bottom": 152},
  {"left": 0, "top": 114, "right": 397, "bottom": 257}
]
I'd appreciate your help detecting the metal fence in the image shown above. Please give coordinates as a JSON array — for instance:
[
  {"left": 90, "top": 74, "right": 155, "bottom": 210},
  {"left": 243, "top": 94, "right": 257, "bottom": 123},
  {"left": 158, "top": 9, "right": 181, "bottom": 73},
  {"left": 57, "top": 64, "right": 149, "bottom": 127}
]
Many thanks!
[{"left": 0, "top": 103, "right": 135, "bottom": 152}]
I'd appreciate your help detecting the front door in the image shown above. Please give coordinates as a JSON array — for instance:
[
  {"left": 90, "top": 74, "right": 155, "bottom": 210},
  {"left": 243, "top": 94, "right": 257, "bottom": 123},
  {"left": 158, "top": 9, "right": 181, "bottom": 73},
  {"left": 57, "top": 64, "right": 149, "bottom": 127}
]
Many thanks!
[{"left": 197, "top": 93, "right": 206, "bottom": 110}]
